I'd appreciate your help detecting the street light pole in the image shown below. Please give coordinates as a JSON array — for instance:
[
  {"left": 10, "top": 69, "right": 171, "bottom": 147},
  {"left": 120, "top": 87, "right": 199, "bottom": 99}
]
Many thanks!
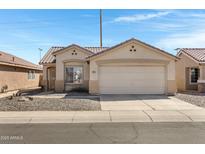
[{"left": 38, "top": 48, "right": 43, "bottom": 62}]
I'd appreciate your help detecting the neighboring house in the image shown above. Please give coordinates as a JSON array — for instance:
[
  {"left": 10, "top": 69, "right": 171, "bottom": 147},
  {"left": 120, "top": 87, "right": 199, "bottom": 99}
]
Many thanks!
[
  {"left": 0, "top": 51, "right": 42, "bottom": 92},
  {"left": 176, "top": 48, "right": 205, "bottom": 92},
  {"left": 40, "top": 38, "right": 177, "bottom": 95}
]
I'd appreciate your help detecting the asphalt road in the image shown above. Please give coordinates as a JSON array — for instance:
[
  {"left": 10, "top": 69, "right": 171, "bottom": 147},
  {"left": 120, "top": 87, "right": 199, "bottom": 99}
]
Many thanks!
[{"left": 0, "top": 122, "right": 205, "bottom": 144}]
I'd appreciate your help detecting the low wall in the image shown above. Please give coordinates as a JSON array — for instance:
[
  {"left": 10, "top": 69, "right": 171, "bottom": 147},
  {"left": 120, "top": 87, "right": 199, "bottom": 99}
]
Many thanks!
[{"left": 0, "top": 65, "right": 42, "bottom": 92}]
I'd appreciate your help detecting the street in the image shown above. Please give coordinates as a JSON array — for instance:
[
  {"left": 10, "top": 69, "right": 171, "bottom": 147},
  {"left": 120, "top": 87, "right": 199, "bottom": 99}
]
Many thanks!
[{"left": 0, "top": 122, "right": 205, "bottom": 144}]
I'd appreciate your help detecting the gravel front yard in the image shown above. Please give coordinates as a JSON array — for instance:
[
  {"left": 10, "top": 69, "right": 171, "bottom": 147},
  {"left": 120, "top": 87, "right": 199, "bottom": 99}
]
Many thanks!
[
  {"left": 175, "top": 92, "right": 205, "bottom": 108},
  {"left": 0, "top": 96, "right": 101, "bottom": 111}
]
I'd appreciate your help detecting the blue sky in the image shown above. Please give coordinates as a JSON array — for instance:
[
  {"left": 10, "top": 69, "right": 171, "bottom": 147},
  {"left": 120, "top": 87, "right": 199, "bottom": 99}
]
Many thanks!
[{"left": 1, "top": 9, "right": 205, "bottom": 64}]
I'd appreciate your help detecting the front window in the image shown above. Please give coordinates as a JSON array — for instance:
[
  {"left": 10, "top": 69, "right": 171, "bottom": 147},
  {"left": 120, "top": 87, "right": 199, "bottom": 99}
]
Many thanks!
[
  {"left": 28, "top": 70, "right": 35, "bottom": 80},
  {"left": 190, "top": 68, "right": 199, "bottom": 84},
  {"left": 65, "top": 66, "right": 83, "bottom": 84},
  {"left": 32, "top": 71, "right": 35, "bottom": 79}
]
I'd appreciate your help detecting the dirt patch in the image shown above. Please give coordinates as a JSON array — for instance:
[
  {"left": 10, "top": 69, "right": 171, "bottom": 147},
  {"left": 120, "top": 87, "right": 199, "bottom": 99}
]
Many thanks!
[{"left": 0, "top": 96, "right": 101, "bottom": 111}]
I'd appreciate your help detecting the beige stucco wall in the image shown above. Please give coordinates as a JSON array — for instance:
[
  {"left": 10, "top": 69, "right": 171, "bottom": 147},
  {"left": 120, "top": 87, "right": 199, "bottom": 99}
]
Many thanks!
[
  {"left": 42, "top": 64, "right": 56, "bottom": 90},
  {"left": 42, "top": 64, "right": 56, "bottom": 80},
  {"left": 55, "top": 80, "right": 64, "bottom": 92},
  {"left": 43, "top": 65, "right": 48, "bottom": 81},
  {"left": 55, "top": 47, "right": 91, "bottom": 92},
  {"left": 0, "top": 64, "right": 42, "bottom": 92},
  {"left": 199, "top": 65, "right": 205, "bottom": 80},
  {"left": 167, "top": 80, "right": 177, "bottom": 95},
  {"left": 176, "top": 53, "right": 199, "bottom": 91},
  {"left": 89, "top": 41, "right": 176, "bottom": 95}
]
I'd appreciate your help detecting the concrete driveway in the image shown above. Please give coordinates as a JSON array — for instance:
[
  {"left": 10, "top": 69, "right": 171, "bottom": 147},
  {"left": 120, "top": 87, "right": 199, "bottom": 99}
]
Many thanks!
[{"left": 100, "top": 95, "right": 203, "bottom": 111}]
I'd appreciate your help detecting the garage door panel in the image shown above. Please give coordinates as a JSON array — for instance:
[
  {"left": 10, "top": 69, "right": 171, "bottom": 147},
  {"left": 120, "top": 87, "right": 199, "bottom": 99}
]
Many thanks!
[
  {"left": 101, "top": 68, "right": 164, "bottom": 74},
  {"left": 100, "top": 84, "right": 164, "bottom": 89},
  {"left": 99, "top": 66, "right": 165, "bottom": 94},
  {"left": 100, "top": 87, "right": 165, "bottom": 94},
  {"left": 100, "top": 80, "right": 164, "bottom": 86},
  {"left": 100, "top": 73, "right": 164, "bottom": 80},
  {"left": 100, "top": 66, "right": 165, "bottom": 72}
]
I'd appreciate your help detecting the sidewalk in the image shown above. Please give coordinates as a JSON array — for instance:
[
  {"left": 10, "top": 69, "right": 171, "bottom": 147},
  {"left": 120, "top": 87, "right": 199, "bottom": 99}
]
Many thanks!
[
  {"left": 0, "top": 90, "right": 19, "bottom": 99},
  {"left": 0, "top": 87, "right": 41, "bottom": 99},
  {"left": 0, "top": 110, "right": 205, "bottom": 123}
]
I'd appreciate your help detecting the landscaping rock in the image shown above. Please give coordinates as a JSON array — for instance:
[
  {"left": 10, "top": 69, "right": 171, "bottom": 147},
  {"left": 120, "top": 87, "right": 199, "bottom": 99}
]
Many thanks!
[
  {"left": 0, "top": 96, "right": 101, "bottom": 111},
  {"left": 175, "top": 92, "right": 205, "bottom": 108},
  {"left": 17, "top": 96, "right": 32, "bottom": 102},
  {"left": 7, "top": 96, "right": 13, "bottom": 100}
]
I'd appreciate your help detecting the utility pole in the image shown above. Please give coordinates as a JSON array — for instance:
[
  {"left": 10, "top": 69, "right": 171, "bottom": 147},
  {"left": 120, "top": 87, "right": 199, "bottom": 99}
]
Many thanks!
[{"left": 100, "top": 9, "right": 102, "bottom": 47}]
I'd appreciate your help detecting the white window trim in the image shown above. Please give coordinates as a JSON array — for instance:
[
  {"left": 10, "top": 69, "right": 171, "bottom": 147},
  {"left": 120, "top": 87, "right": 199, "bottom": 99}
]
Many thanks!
[
  {"left": 28, "top": 70, "right": 30, "bottom": 80},
  {"left": 198, "top": 80, "right": 205, "bottom": 83},
  {"left": 28, "top": 70, "right": 35, "bottom": 80},
  {"left": 189, "top": 67, "right": 199, "bottom": 85},
  {"left": 64, "top": 65, "right": 84, "bottom": 85},
  {"left": 32, "top": 70, "right": 35, "bottom": 79}
]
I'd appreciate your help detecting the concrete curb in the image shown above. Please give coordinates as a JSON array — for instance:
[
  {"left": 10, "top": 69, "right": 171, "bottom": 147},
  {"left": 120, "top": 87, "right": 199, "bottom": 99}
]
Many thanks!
[
  {"left": 0, "top": 90, "right": 19, "bottom": 99},
  {"left": 0, "top": 110, "right": 204, "bottom": 124}
]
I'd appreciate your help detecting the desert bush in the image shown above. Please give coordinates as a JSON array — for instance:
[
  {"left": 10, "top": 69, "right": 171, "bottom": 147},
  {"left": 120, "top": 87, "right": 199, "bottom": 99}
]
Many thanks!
[{"left": 1, "top": 85, "right": 8, "bottom": 93}]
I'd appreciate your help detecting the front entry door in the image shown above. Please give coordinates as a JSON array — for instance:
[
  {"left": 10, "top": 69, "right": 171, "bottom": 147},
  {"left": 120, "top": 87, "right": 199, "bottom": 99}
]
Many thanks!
[{"left": 49, "top": 68, "right": 56, "bottom": 90}]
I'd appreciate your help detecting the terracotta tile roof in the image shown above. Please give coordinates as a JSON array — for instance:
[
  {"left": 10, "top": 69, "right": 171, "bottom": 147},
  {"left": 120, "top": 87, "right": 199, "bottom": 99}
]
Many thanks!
[
  {"left": 0, "top": 51, "right": 42, "bottom": 70},
  {"left": 40, "top": 47, "right": 62, "bottom": 64},
  {"left": 87, "top": 38, "right": 178, "bottom": 60},
  {"left": 84, "top": 47, "right": 109, "bottom": 54},
  {"left": 179, "top": 48, "right": 205, "bottom": 63},
  {"left": 40, "top": 38, "right": 177, "bottom": 64},
  {"left": 39, "top": 46, "right": 109, "bottom": 64}
]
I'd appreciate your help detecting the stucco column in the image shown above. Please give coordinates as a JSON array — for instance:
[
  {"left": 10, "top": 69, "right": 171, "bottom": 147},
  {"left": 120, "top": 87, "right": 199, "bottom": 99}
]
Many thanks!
[
  {"left": 89, "top": 61, "right": 99, "bottom": 94},
  {"left": 198, "top": 65, "right": 205, "bottom": 80},
  {"left": 55, "top": 59, "right": 64, "bottom": 92},
  {"left": 198, "top": 65, "right": 205, "bottom": 92},
  {"left": 167, "top": 60, "right": 177, "bottom": 95},
  {"left": 42, "top": 65, "right": 49, "bottom": 91}
]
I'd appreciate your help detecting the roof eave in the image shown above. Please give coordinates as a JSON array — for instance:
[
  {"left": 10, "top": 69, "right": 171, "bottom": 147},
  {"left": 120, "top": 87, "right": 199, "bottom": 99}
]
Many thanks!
[
  {"left": 87, "top": 38, "right": 178, "bottom": 61},
  {"left": 179, "top": 50, "right": 201, "bottom": 64},
  {"left": 39, "top": 62, "right": 56, "bottom": 65},
  {"left": 52, "top": 44, "right": 94, "bottom": 56},
  {"left": 0, "top": 61, "right": 42, "bottom": 71}
]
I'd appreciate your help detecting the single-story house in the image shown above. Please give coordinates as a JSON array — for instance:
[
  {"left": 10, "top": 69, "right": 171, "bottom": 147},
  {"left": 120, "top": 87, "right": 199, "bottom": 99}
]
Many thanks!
[
  {"left": 176, "top": 48, "right": 205, "bottom": 92},
  {"left": 0, "top": 50, "right": 42, "bottom": 92},
  {"left": 40, "top": 38, "right": 177, "bottom": 95}
]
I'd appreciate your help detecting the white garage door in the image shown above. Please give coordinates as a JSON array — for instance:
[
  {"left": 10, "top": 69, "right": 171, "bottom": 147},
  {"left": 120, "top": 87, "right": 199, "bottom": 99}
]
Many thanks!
[{"left": 99, "top": 66, "right": 165, "bottom": 94}]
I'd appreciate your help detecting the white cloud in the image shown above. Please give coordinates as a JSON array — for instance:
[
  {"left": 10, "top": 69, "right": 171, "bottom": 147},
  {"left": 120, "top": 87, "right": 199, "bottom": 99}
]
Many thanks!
[
  {"left": 189, "top": 13, "right": 205, "bottom": 18},
  {"left": 114, "top": 11, "right": 171, "bottom": 23},
  {"left": 151, "top": 23, "right": 186, "bottom": 31},
  {"left": 156, "top": 30, "right": 205, "bottom": 50},
  {"left": 81, "top": 14, "right": 95, "bottom": 18}
]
